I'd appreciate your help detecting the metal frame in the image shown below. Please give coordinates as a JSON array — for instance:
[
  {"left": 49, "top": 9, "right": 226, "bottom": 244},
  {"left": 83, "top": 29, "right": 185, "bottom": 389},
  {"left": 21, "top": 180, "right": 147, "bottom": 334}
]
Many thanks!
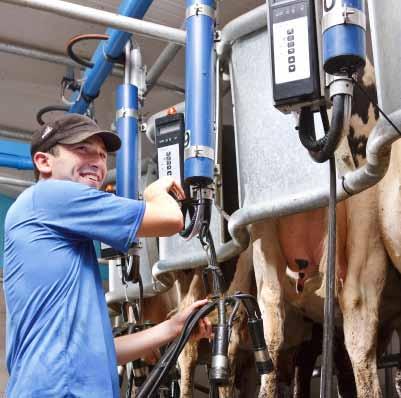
[
  {"left": 3, "top": 0, "right": 401, "bottom": 302},
  {"left": 0, "top": 41, "right": 184, "bottom": 94},
  {"left": 0, "top": 0, "right": 186, "bottom": 45}
]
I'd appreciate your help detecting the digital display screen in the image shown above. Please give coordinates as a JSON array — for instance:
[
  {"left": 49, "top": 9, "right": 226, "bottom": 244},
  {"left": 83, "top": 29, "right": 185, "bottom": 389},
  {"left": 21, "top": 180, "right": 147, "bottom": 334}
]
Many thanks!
[{"left": 158, "top": 121, "right": 181, "bottom": 136}]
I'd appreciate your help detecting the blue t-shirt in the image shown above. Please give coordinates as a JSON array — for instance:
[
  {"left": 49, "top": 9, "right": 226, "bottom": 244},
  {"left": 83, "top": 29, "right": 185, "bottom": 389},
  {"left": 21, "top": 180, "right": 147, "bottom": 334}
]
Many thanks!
[{"left": 3, "top": 179, "right": 145, "bottom": 398}]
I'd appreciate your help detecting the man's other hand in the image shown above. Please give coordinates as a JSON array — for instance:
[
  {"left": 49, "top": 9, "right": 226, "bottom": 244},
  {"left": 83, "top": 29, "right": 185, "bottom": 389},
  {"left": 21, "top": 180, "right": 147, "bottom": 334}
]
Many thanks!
[{"left": 169, "top": 299, "right": 213, "bottom": 341}]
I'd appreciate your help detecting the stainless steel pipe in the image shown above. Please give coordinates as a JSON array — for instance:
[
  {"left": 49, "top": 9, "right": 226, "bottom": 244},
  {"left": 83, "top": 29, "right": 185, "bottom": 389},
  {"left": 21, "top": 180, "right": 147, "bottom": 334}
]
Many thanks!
[
  {"left": 1, "top": 0, "right": 186, "bottom": 45},
  {"left": 152, "top": 111, "right": 401, "bottom": 285}
]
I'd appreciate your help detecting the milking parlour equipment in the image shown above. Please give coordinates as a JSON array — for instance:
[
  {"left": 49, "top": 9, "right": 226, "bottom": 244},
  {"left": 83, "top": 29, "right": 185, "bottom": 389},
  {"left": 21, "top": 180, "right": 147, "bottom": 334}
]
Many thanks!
[
  {"left": 11, "top": 0, "right": 401, "bottom": 395},
  {"left": 137, "top": 1, "right": 274, "bottom": 396}
]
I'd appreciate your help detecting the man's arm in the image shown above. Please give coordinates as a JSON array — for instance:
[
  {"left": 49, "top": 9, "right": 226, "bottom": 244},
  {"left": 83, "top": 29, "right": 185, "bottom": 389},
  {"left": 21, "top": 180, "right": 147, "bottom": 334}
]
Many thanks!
[
  {"left": 114, "top": 299, "right": 212, "bottom": 365},
  {"left": 137, "top": 176, "right": 185, "bottom": 237}
]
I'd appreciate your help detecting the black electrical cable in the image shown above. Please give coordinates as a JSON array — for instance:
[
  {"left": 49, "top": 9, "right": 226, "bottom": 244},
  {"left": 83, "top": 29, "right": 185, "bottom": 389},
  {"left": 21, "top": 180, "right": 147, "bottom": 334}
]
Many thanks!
[
  {"left": 198, "top": 225, "right": 225, "bottom": 295},
  {"left": 227, "top": 298, "right": 241, "bottom": 337},
  {"left": 233, "top": 293, "right": 262, "bottom": 319},
  {"left": 36, "top": 105, "right": 70, "bottom": 125},
  {"left": 320, "top": 156, "right": 337, "bottom": 398},
  {"left": 136, "top": 300, "right": 217, "bottom": 398},
  {"left": 298, "top": 95, "right": 346, "bottom": 163},
  {"left": 179, "top": 199, "right": 200, "bottom": 239},
  {"left": 351, "top": 75, "right": 401, "bottom": 136},
  {"left": 66, "top": 34, "right": 109, "bottom": 68}
]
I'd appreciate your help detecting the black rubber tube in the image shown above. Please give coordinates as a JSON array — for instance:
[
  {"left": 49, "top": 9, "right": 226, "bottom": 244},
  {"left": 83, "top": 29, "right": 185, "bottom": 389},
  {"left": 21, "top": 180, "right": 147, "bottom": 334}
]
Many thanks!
[
  {"left": 298, "top": 95, "right": 346, "bottom": 163},
  {"left": 180, "top": 199, "right": 212, "bottom": 240},
  {"left": 36, "top": 105, "right": 69, "bottom": 125},
  {"left": 136, "top": 300, "right": 217, "bottom": 398},
  {"left": 66, "top": 34, "right": 109, "bottom": 68},
  {"left": 179, "top": 201, "right": 199, "bottom": 239}
]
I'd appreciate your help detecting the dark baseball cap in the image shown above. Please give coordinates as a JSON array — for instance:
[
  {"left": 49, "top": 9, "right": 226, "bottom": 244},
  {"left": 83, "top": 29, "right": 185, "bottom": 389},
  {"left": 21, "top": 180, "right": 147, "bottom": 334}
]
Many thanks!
[{"left": 31, "top": 113, "right": 121, "bottom": 156}]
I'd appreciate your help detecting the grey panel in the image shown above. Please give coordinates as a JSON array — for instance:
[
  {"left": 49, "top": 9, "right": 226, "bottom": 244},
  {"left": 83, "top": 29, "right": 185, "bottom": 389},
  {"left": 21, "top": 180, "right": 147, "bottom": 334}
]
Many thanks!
[
  {"left": 368, "top": 0, "right": 401, "bottom": 114},
  {"left": 230, "top": 28, "right": 329, "bottom": 208}
]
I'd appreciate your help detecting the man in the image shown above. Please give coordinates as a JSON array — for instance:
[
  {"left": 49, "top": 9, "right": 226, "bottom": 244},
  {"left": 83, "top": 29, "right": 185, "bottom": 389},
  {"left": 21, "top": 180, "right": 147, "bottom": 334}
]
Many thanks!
[{"left": 3, "top": 114, "right": 211, "bottom": 397}]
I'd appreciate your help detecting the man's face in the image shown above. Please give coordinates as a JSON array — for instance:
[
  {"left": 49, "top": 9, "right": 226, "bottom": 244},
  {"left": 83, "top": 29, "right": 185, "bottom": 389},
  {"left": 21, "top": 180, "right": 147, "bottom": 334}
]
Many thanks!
[{"left": 44, "top": 135, "right": 108, "bottom": 189}]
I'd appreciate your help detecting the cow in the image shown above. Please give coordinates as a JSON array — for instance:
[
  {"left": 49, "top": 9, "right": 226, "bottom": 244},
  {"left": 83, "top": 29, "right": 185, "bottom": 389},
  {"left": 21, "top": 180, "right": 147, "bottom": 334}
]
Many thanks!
[{"left": 249, "top": 55, "right": 388, "bottom": 398}]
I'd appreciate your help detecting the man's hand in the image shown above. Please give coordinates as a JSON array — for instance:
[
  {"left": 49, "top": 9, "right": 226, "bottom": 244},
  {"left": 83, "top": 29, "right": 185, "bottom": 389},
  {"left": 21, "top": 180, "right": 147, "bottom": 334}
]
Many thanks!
[
  {"left": 143, "top": 176, "right": 185, "bottom": 202},
  {"left": 169, "top": 299, "right": 213, "bottom": 341}
]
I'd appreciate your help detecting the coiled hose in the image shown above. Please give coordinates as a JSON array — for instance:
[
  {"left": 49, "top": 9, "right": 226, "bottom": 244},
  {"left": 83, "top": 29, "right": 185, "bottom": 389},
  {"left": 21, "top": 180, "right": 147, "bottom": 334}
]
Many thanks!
[{"left": 298, "top": 94, "right": 346, "bottom": 163}]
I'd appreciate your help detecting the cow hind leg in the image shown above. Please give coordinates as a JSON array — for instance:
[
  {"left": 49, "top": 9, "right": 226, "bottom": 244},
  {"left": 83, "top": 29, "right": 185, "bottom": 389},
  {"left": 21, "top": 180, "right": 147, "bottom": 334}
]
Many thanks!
[
  {"left": 340, "top": 277, "right": 384, "bottom": 397},
  {"left": 339, "top": 188, "right": 387, "bottom": 398},
  {"left": 251, "top": 222, "right": 287, "bottom": 398},
  {"left": 178, "top": 340, "right": 199, "bottom": 398},
  {"left": 334, "top": 329, "right": 357, "bottom": 398},
  {"left": 339, "top": 256, "right": 385, "bottom": 397}
]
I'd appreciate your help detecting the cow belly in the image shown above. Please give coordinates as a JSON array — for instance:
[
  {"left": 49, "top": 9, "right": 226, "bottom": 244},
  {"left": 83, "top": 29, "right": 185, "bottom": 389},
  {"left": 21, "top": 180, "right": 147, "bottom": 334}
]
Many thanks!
[{"left": 277, "top": 204, "right": 348, "bottom": 287}]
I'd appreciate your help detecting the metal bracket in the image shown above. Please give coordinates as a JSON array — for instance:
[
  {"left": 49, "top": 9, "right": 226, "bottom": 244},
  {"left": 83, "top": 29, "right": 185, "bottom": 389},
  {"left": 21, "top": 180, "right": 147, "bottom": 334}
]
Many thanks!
[
  {"left": 322, "top": 6, "right": 366, "bottom": 32},
  {"left": 191, "top": 184, "right": 215, "bottom": 200},
  {"left": 185, "top": 145, "right": 215, "bottom": 161},
  {"left": 326, "top": 75, "right": 354, "bottom": 98},
  {"left": 116, "top": 107, "right": 138, "bottom": 120},
  {"left": 140, "top": 122, "right": 147, "bottom": 133},
  {"left": 186, "top": 3, "right": 216, "bottom": 19}
]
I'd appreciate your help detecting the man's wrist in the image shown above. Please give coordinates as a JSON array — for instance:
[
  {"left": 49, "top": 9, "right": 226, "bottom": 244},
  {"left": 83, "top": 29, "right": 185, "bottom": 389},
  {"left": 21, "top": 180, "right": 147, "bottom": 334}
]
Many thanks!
[{"left": 165, "top": 318, "right": 182, "bottom": 339}]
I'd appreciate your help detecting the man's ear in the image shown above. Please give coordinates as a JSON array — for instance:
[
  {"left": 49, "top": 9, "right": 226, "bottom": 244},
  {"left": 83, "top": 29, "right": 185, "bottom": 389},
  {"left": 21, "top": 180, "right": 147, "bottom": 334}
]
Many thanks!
[{"left": 33, "top": 152, "right": 52, "bottom": 177}]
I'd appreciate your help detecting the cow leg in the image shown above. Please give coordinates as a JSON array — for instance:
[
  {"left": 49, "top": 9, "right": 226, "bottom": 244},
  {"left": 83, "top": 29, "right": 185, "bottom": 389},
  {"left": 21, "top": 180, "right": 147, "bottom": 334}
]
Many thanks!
[
  {"left": 333, "top": 330, "right": 357, "bottom": 398},
  {"left": 177, "top": 340, "right": 199, "bottom": 398},
  {"left": 233, "top": 348, "right": 259, "bottom": 398},
  {"left": 219, "top": 248, "right": 255, "bottom": 398},
  {"left": 292, "top": 322, "right": 323, "bottom": 398},
  {"left": 251, "top": 221, "right": 287, "bottom": 398},
  {"left": 339, "top": 188, "right": 387, "bottom": 398},
  {"left": 176, "top": 271, "right": 205, "bottom": 398}
]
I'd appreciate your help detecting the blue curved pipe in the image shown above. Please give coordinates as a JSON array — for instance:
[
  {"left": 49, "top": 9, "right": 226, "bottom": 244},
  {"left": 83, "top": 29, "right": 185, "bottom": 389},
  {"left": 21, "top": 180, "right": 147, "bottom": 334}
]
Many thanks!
[{"left": 69, "top": 0, "right": 153, "bottom": 114}]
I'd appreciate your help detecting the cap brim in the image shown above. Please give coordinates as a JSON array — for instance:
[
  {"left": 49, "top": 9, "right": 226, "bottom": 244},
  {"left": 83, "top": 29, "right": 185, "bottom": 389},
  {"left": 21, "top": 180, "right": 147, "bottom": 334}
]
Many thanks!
[{"left": 58, "top": 130, "right": 121, "bottom": 152}]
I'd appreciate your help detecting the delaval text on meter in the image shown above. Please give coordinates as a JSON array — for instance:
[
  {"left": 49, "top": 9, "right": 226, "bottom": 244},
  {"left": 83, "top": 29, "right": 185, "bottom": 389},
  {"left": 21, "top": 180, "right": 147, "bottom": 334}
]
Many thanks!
[
  {"left": 155, "top": 113, "right": 185, "bottom": 186},
  {"left": 268, "top": 0, "right": 322, "bottom": 111}
]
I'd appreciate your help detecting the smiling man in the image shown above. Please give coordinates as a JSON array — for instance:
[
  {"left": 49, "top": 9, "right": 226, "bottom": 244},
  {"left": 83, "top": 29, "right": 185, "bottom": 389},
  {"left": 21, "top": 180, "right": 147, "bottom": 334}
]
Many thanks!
[{"left": 3, "top": 114, "right": 210, "bottom": 398}]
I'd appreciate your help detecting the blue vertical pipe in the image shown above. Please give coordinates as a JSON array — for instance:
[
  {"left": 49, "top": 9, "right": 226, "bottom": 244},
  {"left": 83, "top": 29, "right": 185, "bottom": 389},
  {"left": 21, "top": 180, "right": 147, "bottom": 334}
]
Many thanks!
[
  {"left": 184, "top": 0, "right": 216, "bottom": 186},
  {"left": 69, "top": 0, "right": 153, "bottom": 115},
  {"left": 116, "top": 84, "right": 139, "bottom": 199},
  {"left": 323, "top": 0, "right": 366, "bottom": 75}
]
